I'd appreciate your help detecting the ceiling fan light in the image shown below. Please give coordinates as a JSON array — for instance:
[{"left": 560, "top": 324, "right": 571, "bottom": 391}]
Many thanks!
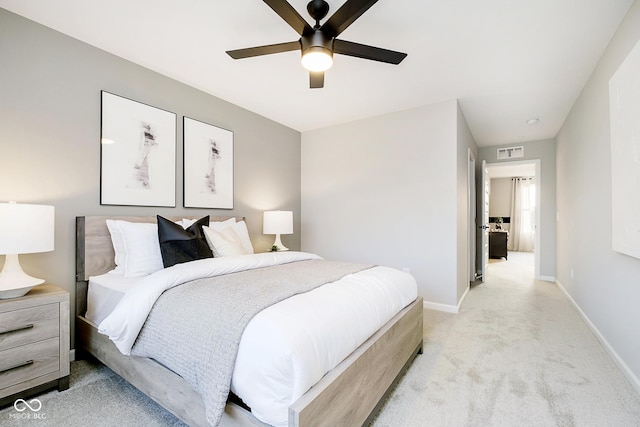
[{"left": 301, "top": 47, "right": 333, "bottom": 72}]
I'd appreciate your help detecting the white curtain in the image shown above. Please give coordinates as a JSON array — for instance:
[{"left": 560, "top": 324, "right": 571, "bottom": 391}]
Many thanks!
[{"left": 508, "top": 177, "right": 535, "bottom": 252}]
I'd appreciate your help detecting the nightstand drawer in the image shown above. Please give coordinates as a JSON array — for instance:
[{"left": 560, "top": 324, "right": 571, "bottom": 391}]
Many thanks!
[
  {"left": 0, "top": 338, "right": 59, "bottom": 390},
  {"left": 0, "top": 304, "right": 59, "bottom": 352}
]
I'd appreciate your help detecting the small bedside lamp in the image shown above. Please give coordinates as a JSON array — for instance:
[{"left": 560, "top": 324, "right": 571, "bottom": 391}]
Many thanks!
[
  {"left": 0, "top": 202, "right": 55, "bottom": 299},
  {"left": 263, "top": 210, "right": 293, "bottom": 251}
]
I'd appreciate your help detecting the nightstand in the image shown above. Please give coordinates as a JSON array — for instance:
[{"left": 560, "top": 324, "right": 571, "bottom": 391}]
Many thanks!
[
  {"left": 489, "top": 231, "right": 509, "bottom": 260},
  {"left": 0, "top": 284, "right": 70, "bottom": 407}
]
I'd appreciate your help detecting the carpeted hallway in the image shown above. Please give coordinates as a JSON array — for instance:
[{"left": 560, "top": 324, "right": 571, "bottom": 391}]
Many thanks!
[
  {"left": 372, "top": 251, "right": 640, "bottom": 426},
  {"left": 2, "top": 252, "right": 639, "bottom": 426}
]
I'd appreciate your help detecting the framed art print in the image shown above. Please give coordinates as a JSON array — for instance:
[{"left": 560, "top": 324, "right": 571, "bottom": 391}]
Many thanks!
[
  {"left": 100, "top": 91, "right": 176, "bottom": 207},
  {"left": 183, "top": 117, "right": 234, "bottom": 209}
]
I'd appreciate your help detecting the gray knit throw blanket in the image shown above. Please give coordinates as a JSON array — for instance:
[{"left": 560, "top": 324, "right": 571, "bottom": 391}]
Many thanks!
[{"left": 131, "top": 259, "right": 372, "bottom": 426}]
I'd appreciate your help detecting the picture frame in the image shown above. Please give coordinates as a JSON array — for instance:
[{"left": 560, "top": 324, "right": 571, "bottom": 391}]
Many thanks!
[
  {"left": 183, "top": 117, "right": 234, "bottom": 209},
  {"left": 100, "top": 91, "right": 177, "bottom": 207}
]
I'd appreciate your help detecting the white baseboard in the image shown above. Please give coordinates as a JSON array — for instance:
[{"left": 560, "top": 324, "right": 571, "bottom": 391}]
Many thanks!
[
  {"left": 423, "top": 285, "right": 470, "bottom": 314},
  {"left": 457, "top": 285, "right": 470, "bottom": 311},
  {"left": 556, "top": 279, "right": 640, "bottom": 395},
  {"left": 423, "top": 300, "right": 458, "bottom": 313},
  {"left": 537, "top": 275, "right": 555, "bottom": 282},
  {"left": 70, "top": 349, "right": 76, "bottom": 362}
]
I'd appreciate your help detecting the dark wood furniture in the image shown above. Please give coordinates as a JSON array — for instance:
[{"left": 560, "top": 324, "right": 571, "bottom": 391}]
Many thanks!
[
  {"left": 489, "top": 231, "right": 508, "bottom": 260},
  {"left": 75, "top": 215, "right": 423, "bottom": 427},
  {"left": 0, "top": 285, "right": 70, "bottom": 407}
]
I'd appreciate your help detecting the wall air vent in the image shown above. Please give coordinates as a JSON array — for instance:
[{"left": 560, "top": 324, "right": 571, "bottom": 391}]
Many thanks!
[{"left": 497, "top": 146, "right": 524, "bottom": 160}]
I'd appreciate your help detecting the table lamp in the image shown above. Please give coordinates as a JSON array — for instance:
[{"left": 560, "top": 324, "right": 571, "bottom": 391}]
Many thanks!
[
  {"left": 0, "top": 202, "right": 55, "bottom": 299},
  {"left": 263, "top": 210, "right": 293, "bottom": 251}
]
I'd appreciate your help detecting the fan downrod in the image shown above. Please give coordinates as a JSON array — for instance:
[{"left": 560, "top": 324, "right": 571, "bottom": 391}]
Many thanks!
[{"left": 307, "top": 0, "right": 330, "bottom": 25}]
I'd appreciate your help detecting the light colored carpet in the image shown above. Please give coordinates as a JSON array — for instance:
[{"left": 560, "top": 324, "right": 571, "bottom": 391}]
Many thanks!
[
  {"left": 372, "top": 251, "right": 640, "bottom": 426},
  {"left": 0, "top": 359, "right": 187, "bottom": 427},
  {"left": 2, "top": 251, "right": 639, "bottom": 426}
]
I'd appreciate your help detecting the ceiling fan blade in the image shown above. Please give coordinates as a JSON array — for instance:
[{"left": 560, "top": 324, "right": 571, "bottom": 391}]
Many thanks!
[
  {"left": 310, "top": 71, "right": 324, "bottom": 88},
  {"left": 264, "top": 0, "right": 314, "bottom": 36},
  {"left": 320, "top": 0, "right": 379, "bottom": 38},
  {"left": 226, "top": 41, "right": 300, "bottom": 59},
  {"left": 333, "top": 39, "right": 407, "bottom": 64}
]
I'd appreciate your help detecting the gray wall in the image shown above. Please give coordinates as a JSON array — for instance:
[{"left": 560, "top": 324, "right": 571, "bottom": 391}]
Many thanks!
[
  {"left": 489, "top": 178, "right": 512, "bottom": 231},
  {"left": 489, "top": 178, "right": 511, "bottom": 219},
  {"left": 302, "top": 100, "right": 477, "bottom": 308},
  {"left": 478, "top": 139, "right": 556, "bottom": 279},
  {"left": 0, "top": 9, "right": 301, "bottom": 342},
  {"left": 556, "top": 0, "right": 640, "bottom": 386}
]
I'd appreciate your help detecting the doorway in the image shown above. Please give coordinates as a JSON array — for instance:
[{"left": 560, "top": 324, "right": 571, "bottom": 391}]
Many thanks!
[{"left": 480, "top": 160, "right": 541, "bottom": 280}]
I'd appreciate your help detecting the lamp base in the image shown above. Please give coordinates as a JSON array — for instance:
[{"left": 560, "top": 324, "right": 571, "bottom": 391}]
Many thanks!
[
  {"left": 0, "top": 254, "right": 44, "bottom": 299},
  {"left": 0, "top": 285, "right": 37, "bottom": 299},
  {"left": 272, "top": 234, "right": 289, "bottom": 252}
]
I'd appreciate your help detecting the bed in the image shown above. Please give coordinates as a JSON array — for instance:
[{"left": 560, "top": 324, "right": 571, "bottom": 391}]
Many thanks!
[{"left": 75, "top": 215, "right": 423, "bottom": 427}]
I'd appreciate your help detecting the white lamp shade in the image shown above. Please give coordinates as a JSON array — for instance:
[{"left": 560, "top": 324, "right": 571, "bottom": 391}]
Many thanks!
[
  {"left": 0, "top": 203, "right": 55, "bottom": 255},
  {"left": 263, "top": 211, "right": 293, "bottom": 235}
]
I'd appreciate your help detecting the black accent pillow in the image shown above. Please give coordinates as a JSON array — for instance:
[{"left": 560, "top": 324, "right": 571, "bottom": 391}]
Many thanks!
[{"left": 157, "top": 215, "right": 213, "bottom": 268}]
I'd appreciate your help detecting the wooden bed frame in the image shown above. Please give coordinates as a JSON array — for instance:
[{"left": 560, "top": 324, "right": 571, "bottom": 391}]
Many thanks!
[{"left": 75, "top": 215, "right": 423, "bottom": 427}]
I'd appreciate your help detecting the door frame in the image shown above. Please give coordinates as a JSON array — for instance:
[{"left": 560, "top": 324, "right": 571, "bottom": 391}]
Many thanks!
[
  {"left": 481, "top": 160, "right": 489, "bottom": 282},
  {"left": 468, "top": 148, "right": 476, "bottom": 282},
  {"left": 483, "top": 159, "right": 541, "bottom": 279}
]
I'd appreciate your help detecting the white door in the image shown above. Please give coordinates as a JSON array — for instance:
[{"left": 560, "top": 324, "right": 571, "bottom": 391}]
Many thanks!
[{"left": 480, "top": 161, "right": 490, "bottom": 282}]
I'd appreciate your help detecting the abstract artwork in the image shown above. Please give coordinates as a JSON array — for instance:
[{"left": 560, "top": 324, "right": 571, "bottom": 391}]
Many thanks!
[
  {"left": 183, "top": 117, "right": 234, "bottom": 209},
  {"left": 100, "top": 91, "right": 176, "bottom": 207},
  {"left": 609, "top": 39, "right": 640, "bottom": 259}
]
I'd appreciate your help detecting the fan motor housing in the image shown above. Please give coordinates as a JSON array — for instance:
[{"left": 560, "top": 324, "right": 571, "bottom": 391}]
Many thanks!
[{"left": 301, "top": 30, "right": 334, "bottom": 55}]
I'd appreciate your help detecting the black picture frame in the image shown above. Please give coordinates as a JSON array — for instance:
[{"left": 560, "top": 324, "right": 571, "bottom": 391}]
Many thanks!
[
  {"left": 100, "top": 91, "right": 177, "bottom": 207},
  {"left": 183, "top": 117, "right": 234, "bottom": 209}
]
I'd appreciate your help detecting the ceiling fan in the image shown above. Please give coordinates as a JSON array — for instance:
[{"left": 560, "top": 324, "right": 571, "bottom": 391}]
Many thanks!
[{"left": 226, "top": 0, "right": 407, "bottom": 88}]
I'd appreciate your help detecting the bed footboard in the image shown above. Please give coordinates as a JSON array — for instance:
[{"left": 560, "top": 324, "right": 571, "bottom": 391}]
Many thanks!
[
  {"left": 76, "top": 297, "right": 422, "bottom": 427},
  {"left": 289, "top": 297, "right": 423, "bottom": 427}
]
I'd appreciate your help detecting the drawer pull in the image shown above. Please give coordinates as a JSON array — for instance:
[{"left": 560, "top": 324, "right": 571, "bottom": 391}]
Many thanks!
[
  {"left": 0, "top": 324, "right": 34, "bottom": 335},
  {"left": 0, "top": 359, "right": 34, "bottom": 374}
]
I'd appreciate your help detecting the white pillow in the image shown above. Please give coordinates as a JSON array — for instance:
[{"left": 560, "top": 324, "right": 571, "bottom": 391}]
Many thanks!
[
  {"left": 233, "top": 221, "right": 254, "bottom": 254},
  {"left": 184, "top": 218, "right": 253, "bottom": 254},
  {"left": 202, "top": 226, "right": 248, "bottom": 257},
  {"left": 106, "top": 220, "right": 126, "bottom": 274},
  {"left": 182, "top": 217, "right": 235, "bottom": 230},
  {"left": 113, "top": 221, "right": 164, "bottom": 277}
]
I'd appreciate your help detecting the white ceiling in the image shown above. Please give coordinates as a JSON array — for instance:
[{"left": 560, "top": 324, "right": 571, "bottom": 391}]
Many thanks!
[{"left": 0, "top": 0, "right": 633, "bottom": 146}]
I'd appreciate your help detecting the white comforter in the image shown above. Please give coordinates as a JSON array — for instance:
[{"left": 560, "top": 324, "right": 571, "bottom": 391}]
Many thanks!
[
  {"left": 98, "top": 252, "right": 418, "bottom": 427},
  {"left": 98, "top": 252, "right": 322, "bottom": 354}
]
